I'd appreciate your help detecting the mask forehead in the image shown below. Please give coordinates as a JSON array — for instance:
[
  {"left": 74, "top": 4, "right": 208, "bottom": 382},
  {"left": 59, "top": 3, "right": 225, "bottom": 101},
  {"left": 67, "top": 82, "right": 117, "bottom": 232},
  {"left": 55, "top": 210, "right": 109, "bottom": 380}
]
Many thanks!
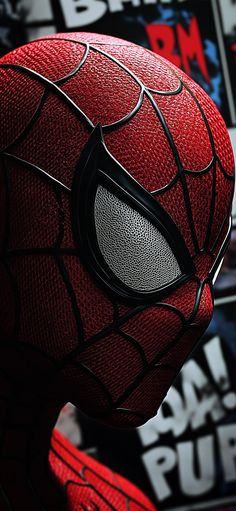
[{"left": 1, "top": 35, "right": 233, "bottom": 262}]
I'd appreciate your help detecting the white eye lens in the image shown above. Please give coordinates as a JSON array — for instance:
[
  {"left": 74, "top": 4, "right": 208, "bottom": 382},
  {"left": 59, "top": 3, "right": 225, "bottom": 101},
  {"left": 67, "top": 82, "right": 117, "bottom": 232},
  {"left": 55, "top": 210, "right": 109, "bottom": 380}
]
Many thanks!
[{"left": 94, "top": 185, "right": 181, "bottom": 293}]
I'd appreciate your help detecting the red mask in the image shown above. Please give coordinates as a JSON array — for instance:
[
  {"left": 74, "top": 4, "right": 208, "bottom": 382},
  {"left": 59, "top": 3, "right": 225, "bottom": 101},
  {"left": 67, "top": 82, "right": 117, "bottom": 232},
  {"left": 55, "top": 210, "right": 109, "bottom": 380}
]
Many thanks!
[{"left": 0, "top": 32, "right": 234, "bottom": 428}]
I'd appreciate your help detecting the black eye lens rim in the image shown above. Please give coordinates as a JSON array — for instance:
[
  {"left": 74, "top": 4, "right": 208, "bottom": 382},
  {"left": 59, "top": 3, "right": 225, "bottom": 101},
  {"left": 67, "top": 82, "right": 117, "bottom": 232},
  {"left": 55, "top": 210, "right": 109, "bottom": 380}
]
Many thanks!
[{"left": 71, "top": 125, "right": 196, "bottom": 304}]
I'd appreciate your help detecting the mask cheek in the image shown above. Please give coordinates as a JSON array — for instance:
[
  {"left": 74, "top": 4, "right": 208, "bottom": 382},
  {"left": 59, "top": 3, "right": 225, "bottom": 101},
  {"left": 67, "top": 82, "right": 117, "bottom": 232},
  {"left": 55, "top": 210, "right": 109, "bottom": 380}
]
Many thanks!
[
  {"left": 62, "top": 331, "right": 145, "bottom": 423},
  {"left": 118, "top": 284, "right": 213, "bottom": 420},
  {"left": 63, "top": 285, "right": 213, "bottom": 429},
  {"left": 195, "top": 283, "right": 214, "bottom": 328},
  {"left": 121, "top": 306, "right": 184, "bottom": 363},
  {"left": 63, "top": 256, "right": 115, "bottom": 339},
  {"left": 113, "top": 365, "right": 178, "bottom": 427},
  {"left": 73, "top": 308, "right": 182, "bottom": 424},
  {"left": 160, "top": 283, "right": 214, "bottom": 376},
  {"left": 120, "top": 285, "right": 214, "bottom": 426}
]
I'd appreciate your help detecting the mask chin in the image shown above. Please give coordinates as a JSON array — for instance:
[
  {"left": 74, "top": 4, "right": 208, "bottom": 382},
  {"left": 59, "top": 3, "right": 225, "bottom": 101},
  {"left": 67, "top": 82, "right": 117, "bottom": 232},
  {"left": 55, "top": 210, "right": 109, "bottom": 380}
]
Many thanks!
[{"left": 84, "top": 407, "right": 152, "bottom": 430}]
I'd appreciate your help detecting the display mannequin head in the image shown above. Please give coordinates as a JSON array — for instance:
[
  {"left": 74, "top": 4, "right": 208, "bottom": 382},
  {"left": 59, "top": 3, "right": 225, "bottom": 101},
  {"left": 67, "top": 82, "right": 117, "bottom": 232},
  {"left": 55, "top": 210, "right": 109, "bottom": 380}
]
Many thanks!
[{"left": 0, "top": 32, "right": 234, "bottom": 428}]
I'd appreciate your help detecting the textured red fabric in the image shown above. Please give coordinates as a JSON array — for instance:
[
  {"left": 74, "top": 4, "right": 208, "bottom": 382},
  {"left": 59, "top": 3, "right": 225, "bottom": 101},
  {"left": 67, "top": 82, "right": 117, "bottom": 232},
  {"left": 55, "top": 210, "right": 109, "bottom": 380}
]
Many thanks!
[
  {"left": 209, "top": 161, "right": 234, "bottom": 247},
  {"left": 0, "top": 31, "right": 234, "bottom": 511},
  {"left": 11, "top": 92, "right": 89, "bottom": 190},
  {"left": 64, "top": 256, "right": 115, "bottom": 339},
  {"left": 50, "top": 429, "right": 156, "bottom": 511},
  {"left": 61, "top": 49, "right": 141, "bottom": 127},
  {"left": 7, "top": 161, "right": 59, "bottom": 249},
  {"left": 0, "top": 31, "right": 234, "bottom": 426},
  {"left": 105, "top": 95, "right": 179, "bottom": 193},
  {"left": 0, "top": 69, "right": 44, "bottom": 151},
  {"left": 157, "top": 180, "right": 195, "bottom": 255},
  {"left": 177, "top": 67, "right": 234, "bottom": 178},
  {"left": 155, "top": 86, "right": 213, "bottom": 171}
]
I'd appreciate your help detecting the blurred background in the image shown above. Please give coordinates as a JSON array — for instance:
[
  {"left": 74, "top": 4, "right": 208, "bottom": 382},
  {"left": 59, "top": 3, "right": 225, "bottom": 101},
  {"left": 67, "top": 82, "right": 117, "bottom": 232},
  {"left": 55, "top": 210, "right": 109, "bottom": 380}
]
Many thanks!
[{"left": 1, "top": 1, "right": 235, "bottom": 510}]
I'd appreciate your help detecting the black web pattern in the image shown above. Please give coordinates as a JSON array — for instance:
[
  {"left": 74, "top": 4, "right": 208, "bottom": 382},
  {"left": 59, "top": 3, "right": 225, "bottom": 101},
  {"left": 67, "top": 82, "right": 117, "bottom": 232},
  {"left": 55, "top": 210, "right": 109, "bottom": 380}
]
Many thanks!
[
  {"left": 0, "top": 36, "right": 234, "bottom": 510},
  {"left": 50, "top": 430, "right": 153, "bottom": 511},
  {"left": 0, "top": 35, "right": 234, "bottom": 412},
  {"left": 0, "top": 35, "right": 234, "bottom": 413}
]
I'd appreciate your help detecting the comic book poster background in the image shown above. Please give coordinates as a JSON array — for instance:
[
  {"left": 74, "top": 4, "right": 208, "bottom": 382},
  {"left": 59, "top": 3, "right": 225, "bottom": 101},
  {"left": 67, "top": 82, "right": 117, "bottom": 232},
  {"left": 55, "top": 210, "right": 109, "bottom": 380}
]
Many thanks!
[
  {"left": 2, "top": 0, "right": 235, "bottom": 129},
  {"left": 0, "top": 0, "right": 26, "bottom": 55},
  {"left": 226, "top": 38, "right": 236, "bottom": 118},
  {"left": 18, "top": 0, "right": 235, "bottom": 127},
  {"left": 218, "top": 0, "right": 236, "bottom": 128}
]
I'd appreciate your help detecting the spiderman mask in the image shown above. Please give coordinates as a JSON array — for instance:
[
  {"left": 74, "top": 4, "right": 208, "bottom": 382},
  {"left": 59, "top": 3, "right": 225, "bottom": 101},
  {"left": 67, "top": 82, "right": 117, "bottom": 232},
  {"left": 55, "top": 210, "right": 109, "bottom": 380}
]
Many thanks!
[{"left": 0, "top": 32, "right": 234, "bottom": 429}]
